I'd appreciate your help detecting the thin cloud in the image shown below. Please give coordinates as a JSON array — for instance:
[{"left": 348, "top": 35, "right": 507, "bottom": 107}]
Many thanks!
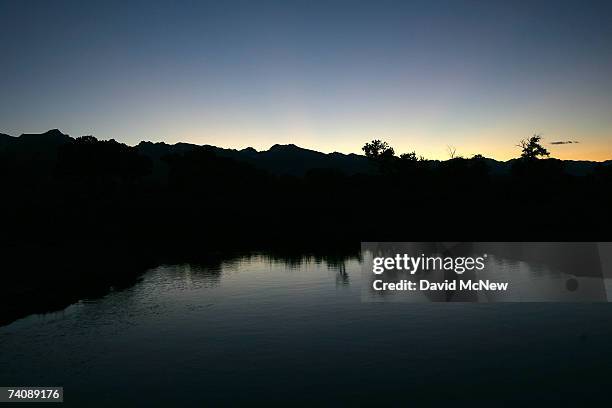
[{"left": 550, "top": 141, "right": 579, "bottom": 145}]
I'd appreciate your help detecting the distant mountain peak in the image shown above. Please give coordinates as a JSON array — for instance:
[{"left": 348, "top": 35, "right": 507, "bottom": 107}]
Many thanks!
[
  {"left": 267, "top": 143, "right": 324, "bottom": 156},
  {"left": 19, "top": 128, "right": 68, "bottom": 137},
  {"left": 240, "top": 147, "right": 258, "bottom": 154},
  {"left": 18, "top": 129, "right": 71, "bottom": 144},
  {"left": 269, "top": 143, "right": 299, "bottom": 151},
  {"left": 44, "top": 129, "right": 67, "bottom": 137},
  {"left": 137, "top": 140, "right": 158, "bottom": 146}
]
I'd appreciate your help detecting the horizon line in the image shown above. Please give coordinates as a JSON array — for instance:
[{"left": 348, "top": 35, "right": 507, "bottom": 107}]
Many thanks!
[{"left": 3, "top": 128, "right": 611, "bottom": 163}]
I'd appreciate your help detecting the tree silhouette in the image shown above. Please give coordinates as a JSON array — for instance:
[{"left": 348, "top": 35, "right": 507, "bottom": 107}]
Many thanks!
[
  {"left": 399, "top": 151, "right": 420, "bottom": 162},
  {"left": 362, "top": 140, "right": 395, "bottom": 159},
  {"left": 517, "top": 134, "right": 550, "bottom": 160}
]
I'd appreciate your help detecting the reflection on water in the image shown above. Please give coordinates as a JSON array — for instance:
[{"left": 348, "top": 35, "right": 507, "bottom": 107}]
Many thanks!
[{"left": 2, "top": 253, "right": 612, "bottom": 405}]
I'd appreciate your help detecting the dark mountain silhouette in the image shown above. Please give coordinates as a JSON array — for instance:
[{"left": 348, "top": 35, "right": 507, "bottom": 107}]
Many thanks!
[
  {"left": 0, "top": 129, "right": 72, "bottom": 152},
  {"left": 2, "top": 129, "right": 608, "bottom": 177},
  {"left": 136, "top": 140, "right": 375, "bottom": 176},
  {"left": 19, "top": 128, "right": 72, "bottom": 143}
]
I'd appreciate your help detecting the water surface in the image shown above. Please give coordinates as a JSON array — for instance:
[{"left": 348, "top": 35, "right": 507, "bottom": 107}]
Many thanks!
[{"left": 2, "top": 254, "right": 612, "bottom": 405}]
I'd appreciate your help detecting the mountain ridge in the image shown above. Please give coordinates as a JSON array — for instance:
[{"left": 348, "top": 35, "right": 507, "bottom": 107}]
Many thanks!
[{"left": 1, "top": 129, "right": 610, "bottom": 177}]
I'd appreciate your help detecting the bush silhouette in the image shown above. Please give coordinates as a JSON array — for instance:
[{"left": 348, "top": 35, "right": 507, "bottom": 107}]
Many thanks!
[{"left": 517, "top": 134, "right": 550, "bottom": 160}]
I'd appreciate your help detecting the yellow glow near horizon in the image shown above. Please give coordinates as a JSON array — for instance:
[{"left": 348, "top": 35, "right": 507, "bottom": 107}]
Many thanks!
[{"left": 161, "top": 128, "right": 611, "bottom": 162}]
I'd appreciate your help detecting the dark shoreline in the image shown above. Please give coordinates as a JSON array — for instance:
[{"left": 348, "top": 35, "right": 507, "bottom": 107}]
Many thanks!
[{"left": 1, "top": 239, "right": 361, "bottom": 327}]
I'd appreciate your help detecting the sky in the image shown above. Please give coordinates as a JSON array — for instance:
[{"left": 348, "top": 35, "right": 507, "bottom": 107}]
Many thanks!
[{"left": 1, "top": 0, "right": 611, "bottom": 160}]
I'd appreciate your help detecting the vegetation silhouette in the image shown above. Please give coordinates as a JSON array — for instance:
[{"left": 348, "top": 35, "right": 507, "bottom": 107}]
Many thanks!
[
  {"left": 1, "top": 129, "right": 611, "bottom": 324},
  {"left": 517, "top": 134, "right": 550, "bottom": 160}
]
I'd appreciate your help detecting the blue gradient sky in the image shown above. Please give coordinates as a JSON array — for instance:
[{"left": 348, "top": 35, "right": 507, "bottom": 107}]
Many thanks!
[{"left": 1, "top": 0, "right": 611, "bottom": 160}]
